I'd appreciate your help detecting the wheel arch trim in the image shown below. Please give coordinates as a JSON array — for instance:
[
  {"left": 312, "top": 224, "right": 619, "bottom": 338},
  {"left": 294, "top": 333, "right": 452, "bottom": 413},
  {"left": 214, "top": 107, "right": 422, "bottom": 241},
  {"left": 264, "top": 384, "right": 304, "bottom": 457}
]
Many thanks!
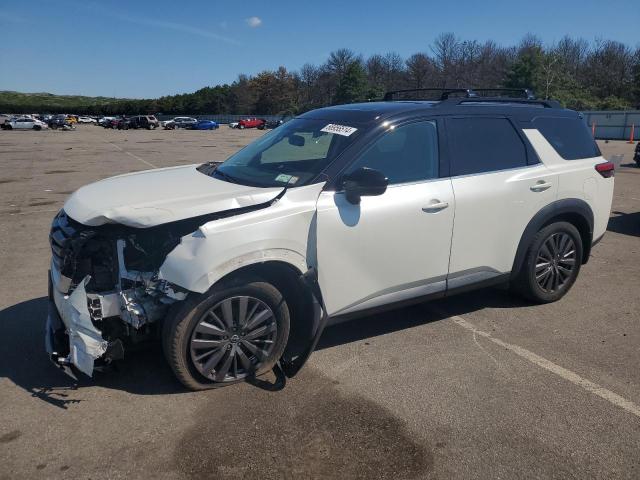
[{"left": 511, "top": 198, "right": 594, "bottom": 277}]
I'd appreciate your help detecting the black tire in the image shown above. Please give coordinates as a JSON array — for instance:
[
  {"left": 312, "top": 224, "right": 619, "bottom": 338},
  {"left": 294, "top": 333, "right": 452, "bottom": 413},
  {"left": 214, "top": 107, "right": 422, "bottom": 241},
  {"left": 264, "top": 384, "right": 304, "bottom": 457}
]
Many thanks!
[
  {"left": 33, "top": 125, "right": 41, "bottom": 131},
  {"left": 512, "top": 221, "right": 583, "bottom": 303},
  {"left": 5, "top": 124, "right": 12, "bottom": 130},
  {"left": 163, "top": 277, "right": 290, "bottom": 390}
]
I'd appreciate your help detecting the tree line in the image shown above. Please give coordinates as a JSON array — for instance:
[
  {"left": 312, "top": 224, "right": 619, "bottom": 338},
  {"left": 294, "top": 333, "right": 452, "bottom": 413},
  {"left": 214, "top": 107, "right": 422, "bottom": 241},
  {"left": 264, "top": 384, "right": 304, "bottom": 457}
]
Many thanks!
[{"left": 2, "top": 33, "right": 639, "bottom": 115}]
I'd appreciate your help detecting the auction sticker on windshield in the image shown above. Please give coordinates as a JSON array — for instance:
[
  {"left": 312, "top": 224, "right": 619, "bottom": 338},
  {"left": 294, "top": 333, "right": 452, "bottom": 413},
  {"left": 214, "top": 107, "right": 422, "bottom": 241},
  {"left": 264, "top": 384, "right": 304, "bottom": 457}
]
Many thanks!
[{"left": 321, "top": 124, "right": 358, "bottom": 137}]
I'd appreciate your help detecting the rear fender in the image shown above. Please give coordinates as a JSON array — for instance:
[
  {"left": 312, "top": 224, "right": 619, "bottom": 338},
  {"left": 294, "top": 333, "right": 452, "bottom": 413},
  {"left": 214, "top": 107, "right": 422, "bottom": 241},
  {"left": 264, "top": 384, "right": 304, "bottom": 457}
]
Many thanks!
[{"left": 512, "top": 198, "right": 594, "bottom": 277}]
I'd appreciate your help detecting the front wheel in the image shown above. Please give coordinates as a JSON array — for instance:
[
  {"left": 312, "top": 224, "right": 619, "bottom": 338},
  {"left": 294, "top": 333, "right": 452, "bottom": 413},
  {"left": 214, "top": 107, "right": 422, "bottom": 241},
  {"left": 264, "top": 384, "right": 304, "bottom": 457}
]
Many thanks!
[
  {"left": 512, "top": 221, "right": 583, "bottom": 303},
  {"left": 163, "top": 278, "right": 290, "bottom": 390}
]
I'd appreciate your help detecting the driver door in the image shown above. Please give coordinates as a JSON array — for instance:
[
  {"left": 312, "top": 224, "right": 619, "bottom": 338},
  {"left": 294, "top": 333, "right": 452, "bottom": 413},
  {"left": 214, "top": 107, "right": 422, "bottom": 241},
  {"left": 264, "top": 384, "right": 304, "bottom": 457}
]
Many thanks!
[{"left": 315, "top": 120, "right": 455, "bottom": 317}]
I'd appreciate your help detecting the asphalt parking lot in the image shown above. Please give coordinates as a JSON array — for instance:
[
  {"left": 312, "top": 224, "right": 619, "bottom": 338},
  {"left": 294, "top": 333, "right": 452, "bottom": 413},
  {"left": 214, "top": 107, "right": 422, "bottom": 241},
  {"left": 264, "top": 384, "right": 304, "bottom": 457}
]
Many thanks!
[{"left": 0, "top": 125, "right": 638, "bottom": 479}]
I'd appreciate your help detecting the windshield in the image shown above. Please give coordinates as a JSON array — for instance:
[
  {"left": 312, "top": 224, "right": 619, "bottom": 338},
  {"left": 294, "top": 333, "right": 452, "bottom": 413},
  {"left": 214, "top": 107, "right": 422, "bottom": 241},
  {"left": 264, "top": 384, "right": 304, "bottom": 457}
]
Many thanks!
[{"left": 212, "top": 118, "right": 362, "bottom": 187}]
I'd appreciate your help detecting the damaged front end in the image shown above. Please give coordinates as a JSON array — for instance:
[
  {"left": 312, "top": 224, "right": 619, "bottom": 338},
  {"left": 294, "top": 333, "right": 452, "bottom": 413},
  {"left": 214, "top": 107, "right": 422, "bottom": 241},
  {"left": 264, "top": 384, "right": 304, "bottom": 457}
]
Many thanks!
[{"left": 46, "top": 210, "right": 189, "bottom": 377}]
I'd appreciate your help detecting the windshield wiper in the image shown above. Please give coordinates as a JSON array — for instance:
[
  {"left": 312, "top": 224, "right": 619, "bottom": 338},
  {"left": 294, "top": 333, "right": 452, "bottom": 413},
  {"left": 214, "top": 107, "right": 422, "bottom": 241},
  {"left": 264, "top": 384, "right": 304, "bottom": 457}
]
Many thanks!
[{"left": 212, "top": 169, "right": 243, "bottom": 185}]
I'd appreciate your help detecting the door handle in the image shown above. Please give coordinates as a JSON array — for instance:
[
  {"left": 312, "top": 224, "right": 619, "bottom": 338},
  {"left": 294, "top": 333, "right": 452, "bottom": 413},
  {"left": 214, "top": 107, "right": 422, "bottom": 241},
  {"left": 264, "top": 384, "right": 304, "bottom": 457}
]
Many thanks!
[
  {"left": 422, "top": 201, "right": 449, "bottom": 212},
  {"left": 530, "top": 181, "right": 552, "bottom": 192}
]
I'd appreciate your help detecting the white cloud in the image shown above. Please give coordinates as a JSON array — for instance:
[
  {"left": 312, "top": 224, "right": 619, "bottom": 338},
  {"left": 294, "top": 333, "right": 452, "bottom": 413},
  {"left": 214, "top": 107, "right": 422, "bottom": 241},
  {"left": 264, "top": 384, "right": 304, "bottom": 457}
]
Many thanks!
[{"left": 245, "top": 16, "right": 262, "bottom": 28}]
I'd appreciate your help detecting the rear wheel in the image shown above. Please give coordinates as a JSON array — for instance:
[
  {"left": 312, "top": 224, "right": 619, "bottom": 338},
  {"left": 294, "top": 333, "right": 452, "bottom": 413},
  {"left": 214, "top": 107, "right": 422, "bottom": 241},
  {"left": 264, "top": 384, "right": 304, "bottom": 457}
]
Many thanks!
[
  {"left": 163, "top": 278, "right": 290, "bottom": 390},
  {"left": 513, "top": 222, "right": 583, "bottom": 303},
  {"left": 33, "top": 125, "right": 41, "bottom": 131}
]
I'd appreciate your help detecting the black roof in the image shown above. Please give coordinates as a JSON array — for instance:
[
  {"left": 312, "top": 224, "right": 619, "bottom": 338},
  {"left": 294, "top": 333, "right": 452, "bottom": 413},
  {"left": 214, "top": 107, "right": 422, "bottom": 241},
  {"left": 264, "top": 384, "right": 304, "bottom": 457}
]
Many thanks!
[{"left": 299, "top": 99, "right": 578, "bottom": 125}]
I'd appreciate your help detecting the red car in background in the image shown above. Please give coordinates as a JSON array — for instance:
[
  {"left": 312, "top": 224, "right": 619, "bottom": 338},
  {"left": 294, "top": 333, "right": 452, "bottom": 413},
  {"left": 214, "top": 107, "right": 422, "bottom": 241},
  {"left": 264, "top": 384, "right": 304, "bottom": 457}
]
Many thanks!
[{"left": 236, "top": 117, "right": 266, "bottom": 129}]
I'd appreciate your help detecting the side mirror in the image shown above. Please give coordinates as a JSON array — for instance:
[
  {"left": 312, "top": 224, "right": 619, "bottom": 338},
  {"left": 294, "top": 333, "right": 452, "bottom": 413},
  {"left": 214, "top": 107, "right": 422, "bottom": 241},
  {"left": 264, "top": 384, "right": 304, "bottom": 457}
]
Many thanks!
[
  {"left": 340, "top": 167, "right": 388, "bottom": 204},
  {"left": 288, "top": 134, "right": 305, "bottom": 147}
]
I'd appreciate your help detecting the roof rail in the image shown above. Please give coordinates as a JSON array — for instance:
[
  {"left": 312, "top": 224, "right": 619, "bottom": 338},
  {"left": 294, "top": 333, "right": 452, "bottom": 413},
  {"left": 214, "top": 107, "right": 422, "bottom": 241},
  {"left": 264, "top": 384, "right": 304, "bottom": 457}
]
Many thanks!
[
  {"left": 442, "top": 97, "right": 561, "bottom": 109},
  {"left": 383, "top": 88, "right": 477, "bottom": 101},
  {"left": 472, "top": 88, "right": 536, "bottom": 100},
  {"left": 383, "top": 87, "right": 561, "bottom": 108}
]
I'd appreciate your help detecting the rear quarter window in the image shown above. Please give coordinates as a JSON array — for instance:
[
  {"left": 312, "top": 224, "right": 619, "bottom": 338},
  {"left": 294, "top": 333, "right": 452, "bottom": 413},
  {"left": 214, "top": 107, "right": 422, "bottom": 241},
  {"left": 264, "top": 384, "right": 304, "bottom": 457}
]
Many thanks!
[{"left": 532, "top": 117, "right": 601, "bottom": 160}]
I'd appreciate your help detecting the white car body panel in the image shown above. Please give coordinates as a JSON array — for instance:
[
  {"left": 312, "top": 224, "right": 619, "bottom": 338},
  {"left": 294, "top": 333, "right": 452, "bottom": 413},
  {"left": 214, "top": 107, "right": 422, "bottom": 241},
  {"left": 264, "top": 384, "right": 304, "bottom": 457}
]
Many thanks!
[
  {"left": 315, "top": 179, "right": 455, "bottom": 316},
  {"left": 63, "top": 165, "right": 283, "bottom": 228},
  {"left": 159, "top": 183, "right": 325, "bottom": 293},
  {"left": 449, "top": 163, "right": 558, "bottom": 275},
  {"left": 523, "top": 129, "right": 613, "bottom": 240}
]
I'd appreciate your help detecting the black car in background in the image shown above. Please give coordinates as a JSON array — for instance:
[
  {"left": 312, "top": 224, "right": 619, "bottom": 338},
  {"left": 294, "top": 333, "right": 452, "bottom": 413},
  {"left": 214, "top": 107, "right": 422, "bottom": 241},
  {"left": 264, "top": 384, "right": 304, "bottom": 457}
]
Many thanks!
[
  {"left": 47, "top": 114, "right": 74, "bottom": 130},
  {"left": 634, "top": 141, "right": 640, "bottom": 167},
  {"left": 257, "top": 115, "right": 293, "bottom": 130}
]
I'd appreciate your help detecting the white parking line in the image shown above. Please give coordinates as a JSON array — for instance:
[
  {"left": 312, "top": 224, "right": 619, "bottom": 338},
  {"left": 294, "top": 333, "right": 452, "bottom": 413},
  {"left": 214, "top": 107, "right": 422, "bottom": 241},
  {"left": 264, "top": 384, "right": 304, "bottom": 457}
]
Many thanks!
[
  {"left": 105, "top": 141, "right": 157, "bottom": 168},
  {"left": 447, "top": 314, "right": 640, "bottom": 419}
]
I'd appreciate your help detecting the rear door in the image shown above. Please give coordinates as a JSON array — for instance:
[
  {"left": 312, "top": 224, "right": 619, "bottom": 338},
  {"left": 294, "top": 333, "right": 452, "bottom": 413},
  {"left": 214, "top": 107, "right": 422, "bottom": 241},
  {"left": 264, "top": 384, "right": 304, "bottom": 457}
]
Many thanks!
[
  {"left": 316, "top": 120, "right": 455, "bottom": 316},
  {"left": 446, "top": 116, "right": 558, "bottom": 284}
]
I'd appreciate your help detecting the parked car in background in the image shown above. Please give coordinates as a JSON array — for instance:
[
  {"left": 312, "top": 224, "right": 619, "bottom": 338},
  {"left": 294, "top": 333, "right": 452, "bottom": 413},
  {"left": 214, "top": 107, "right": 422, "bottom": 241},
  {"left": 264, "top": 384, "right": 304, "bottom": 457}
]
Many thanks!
[
  {"left": 77, "top": 116, "right": 96, "bottom": 124},
  {"left": 128, "top": 115, "right": 160, "bottom": 130},
  {"left": 163, "top": 117, "right": 197, "bottom": 129},
  {"left": 48, "top": 114, "right": 75, "bottom": 130},
  {"left": 634, "top": 142, "right": 640, "bottom": 167},
  {"left": 228, "top": 122, "right": 239, "bottom": 129},
  {"left": 3, "top": 116, "right": 48, "bottom": 130},
  {"left": 192, "top": 120, "right": 219, "bottom": 130},
  {"left": 237, "top": 117, "right": 266, "bottom": 129},
  {"left": 258, "top": 116, "right": 293, "bottom": 130},
  {"left": 103, "top": 117, "right": 131, "bottom": 130},
  {"left": 98, "top": 117, "right": 116, "bottom": 127}
]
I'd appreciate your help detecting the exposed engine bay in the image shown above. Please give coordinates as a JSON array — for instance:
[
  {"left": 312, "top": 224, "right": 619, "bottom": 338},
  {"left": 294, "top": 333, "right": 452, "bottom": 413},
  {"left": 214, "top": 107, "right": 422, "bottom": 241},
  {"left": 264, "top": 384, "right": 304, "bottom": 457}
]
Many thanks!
[{"left": 47, "top": 193, "right": 276, "bottom": 377}]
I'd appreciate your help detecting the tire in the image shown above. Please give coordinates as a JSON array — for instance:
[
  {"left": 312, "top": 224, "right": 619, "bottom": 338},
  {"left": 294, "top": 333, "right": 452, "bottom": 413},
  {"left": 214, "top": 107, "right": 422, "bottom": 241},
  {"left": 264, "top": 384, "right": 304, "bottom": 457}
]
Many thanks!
[
  {"left": 5, "top": 124, "right": 12, "bottom": 130},
  {"left": 163, "top": 277, "right": 290, "bottom": 390},
  {"left": 512, "top": 221, "right": 583, "bottom": 303},
  {"left": 33, "top": 125, "right": 41, "bottom": 131}
]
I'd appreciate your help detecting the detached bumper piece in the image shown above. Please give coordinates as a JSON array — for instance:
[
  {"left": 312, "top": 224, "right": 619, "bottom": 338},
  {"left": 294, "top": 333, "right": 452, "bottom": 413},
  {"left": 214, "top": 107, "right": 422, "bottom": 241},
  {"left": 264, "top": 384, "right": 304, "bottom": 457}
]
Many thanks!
[{"left": 45, "top": 294, "right": 77, "bottom": 381}]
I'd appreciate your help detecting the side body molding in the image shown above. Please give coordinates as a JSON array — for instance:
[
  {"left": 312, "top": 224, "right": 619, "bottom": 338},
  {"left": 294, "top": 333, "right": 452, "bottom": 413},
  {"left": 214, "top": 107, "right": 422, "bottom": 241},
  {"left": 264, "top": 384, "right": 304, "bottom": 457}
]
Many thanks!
[{"left": 511, "top": 198, "right": 594, "bottom": 277}]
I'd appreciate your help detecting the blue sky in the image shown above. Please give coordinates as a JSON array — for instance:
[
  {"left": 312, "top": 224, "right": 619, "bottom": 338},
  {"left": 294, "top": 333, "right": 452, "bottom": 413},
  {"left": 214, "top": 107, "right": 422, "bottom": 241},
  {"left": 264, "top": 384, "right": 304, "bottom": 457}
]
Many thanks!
[{"left": 1, "top": 0, "right": 638, "bottom": 98}]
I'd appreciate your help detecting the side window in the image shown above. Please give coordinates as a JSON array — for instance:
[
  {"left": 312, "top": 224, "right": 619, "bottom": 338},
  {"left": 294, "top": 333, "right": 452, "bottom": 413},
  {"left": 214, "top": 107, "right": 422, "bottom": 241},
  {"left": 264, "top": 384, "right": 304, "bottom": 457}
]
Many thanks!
[
  {"left": 346, "top": 121, "right": 439, "bottom": 185},
  {"left": 448, "top": 117, "right": 527, "bottom": 176},
  {"left": 532, "top": 117, "right": 601, "bottom": 160}
]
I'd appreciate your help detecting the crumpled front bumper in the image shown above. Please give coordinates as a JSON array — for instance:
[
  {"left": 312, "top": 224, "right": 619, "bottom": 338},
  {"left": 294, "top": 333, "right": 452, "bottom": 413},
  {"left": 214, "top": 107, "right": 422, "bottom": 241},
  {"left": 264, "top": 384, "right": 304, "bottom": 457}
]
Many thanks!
[{"left": 46, "top": 267, "right": 108, "bottom": 377}]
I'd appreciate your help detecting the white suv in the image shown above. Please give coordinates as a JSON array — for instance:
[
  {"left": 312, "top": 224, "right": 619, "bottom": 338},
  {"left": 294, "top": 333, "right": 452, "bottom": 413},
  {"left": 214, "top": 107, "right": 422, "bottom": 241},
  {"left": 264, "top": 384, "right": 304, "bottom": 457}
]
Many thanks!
[{"left": 46, "top": 89, "right": 614, "bottom": 390}]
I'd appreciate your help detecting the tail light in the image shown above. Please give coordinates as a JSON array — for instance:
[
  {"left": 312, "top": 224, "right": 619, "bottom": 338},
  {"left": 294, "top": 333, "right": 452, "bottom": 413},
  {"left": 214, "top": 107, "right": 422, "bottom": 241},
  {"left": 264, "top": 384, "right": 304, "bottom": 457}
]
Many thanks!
[{"left": 595, "top": 161, "right": 615, "bottom": 178}]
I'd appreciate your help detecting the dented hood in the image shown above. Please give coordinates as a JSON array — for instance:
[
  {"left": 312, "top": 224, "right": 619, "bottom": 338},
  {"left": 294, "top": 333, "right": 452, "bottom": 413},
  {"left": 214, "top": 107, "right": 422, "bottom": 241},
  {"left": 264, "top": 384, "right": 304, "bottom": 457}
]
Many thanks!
[{"left": 63, "top": 164, "right": 284, "bottom": 227}]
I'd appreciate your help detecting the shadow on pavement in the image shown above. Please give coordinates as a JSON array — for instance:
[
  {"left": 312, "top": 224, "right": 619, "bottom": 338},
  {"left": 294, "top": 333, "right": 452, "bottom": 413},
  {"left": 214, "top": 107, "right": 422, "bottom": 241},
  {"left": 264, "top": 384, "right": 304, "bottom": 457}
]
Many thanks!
[
  {"left": 608, "top": 211, "right": 640, "bottom": 237},
  {"left": 0, "top": 297, "right": 183, "bottom": 408},
  {"left": 1, "top": 287, "right": 528, "bottom": 405}
]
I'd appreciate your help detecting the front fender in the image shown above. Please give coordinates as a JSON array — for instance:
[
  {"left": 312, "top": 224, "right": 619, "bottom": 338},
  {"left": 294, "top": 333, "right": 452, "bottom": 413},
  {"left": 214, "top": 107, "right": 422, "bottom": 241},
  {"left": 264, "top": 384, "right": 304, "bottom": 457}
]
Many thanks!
[{"left": 158, "top": 183, "right": 325, "bottom": 293}]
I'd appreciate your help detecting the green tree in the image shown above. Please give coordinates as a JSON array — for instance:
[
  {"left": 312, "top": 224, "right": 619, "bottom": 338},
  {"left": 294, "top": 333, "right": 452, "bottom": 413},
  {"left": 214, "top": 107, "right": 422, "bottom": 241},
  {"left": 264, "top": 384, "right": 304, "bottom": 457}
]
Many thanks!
[
  {"left": 334, "top": 61, "right": 368, "bottom": 104},
  {"left": 505, "top": 49, "right": 542, "bottom": 91}
]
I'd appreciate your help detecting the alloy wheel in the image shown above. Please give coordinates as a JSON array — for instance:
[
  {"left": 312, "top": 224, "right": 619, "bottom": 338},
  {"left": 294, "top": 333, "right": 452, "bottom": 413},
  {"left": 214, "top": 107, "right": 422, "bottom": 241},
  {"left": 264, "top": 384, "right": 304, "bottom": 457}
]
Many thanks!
[
  {"left": 535, "top": 232, "right": 576, "bottom": 293},
  {"left": 189, "top": 296, "right": 278, "bottom": 382}
]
